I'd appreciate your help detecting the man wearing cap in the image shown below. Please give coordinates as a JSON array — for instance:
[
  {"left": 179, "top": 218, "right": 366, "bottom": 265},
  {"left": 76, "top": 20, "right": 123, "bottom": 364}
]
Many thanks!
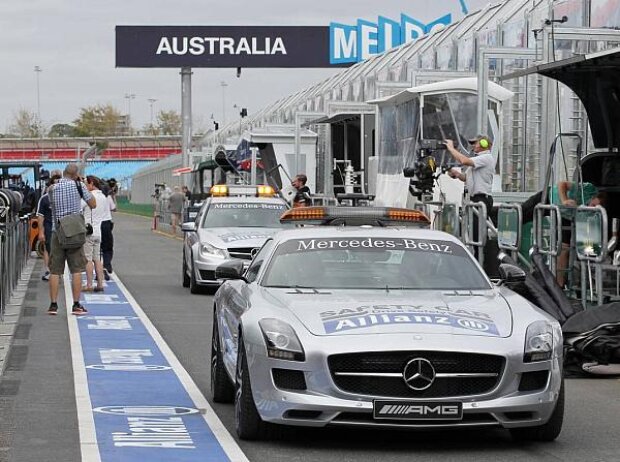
[{"left": 444, "top": 135, "right": 495, "bottom": 213}]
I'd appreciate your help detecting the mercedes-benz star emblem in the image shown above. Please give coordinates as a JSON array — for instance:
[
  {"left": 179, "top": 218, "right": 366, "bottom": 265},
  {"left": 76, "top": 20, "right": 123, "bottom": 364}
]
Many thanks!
[{"left": 403, "top": 358, "right": 436, "bottom": 391}]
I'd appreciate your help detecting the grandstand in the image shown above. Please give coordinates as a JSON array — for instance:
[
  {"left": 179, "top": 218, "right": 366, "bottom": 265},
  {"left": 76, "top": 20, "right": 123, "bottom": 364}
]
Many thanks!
[{"left": 0, "top": 136, "right": 184, "bottom": 161}]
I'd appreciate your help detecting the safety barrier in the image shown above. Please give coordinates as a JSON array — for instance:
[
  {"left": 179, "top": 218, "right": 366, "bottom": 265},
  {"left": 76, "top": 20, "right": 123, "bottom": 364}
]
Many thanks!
[
  {"left": 462, "top": 201, "right": 488, "bottom": 267},
  {"left": 533, "top": 204, "right": 562, "bottom": 276},
  {"left": 574, "top": 206, "right": 610, "bottom": 307},
  {"left": 0, "top": 189, "right": 32, "bottom": 321}
]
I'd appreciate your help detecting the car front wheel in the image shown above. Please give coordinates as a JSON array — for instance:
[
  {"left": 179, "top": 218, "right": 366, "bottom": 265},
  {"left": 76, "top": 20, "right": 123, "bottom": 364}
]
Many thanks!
[
  {"left": 510, "top": 379, "right": 565, "bottom": 441},
  {"left": 235, "top": 335, "right": 280, "bottom": 440},
  {"left": 211, "top": 317, "right": 234, "bottom": 403},
  {"left": 182, "top": 252, "right": 190, "bottom": 288},
  {"left": 189, "top": 257, "right": 201, "bottom": 294}
]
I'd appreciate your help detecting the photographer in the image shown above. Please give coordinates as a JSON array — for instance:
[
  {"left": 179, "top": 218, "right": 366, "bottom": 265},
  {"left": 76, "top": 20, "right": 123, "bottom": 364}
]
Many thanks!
[
  {"left": 444, "top": 135, "right": 495, "bottom": 213},
  {"left": 81, "top": 176, "right": 107, "bottom": 292},
  {"left": 100, "top": 178, "right": 117, "bottom": 279}
]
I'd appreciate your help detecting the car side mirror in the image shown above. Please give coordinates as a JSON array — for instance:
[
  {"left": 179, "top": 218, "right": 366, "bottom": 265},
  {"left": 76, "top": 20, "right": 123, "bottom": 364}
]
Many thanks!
[
  {"left": 215, "top": 260, "right": 246, "bottom": 281},
  {"left": 498, "top": 263, "right": 527, "bottom": 285},
  {"left": 181, "top": 222, "right": 196, "bottom": 232}
]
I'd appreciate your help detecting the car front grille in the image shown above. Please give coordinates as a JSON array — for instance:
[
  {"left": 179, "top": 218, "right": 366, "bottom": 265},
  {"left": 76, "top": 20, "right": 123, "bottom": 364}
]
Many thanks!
[
  {"left": 227, "top": 247, "right": 257, "bottom": 260},
  {"left": 328, "top": 351, "right": 504, "bottom": 398}
]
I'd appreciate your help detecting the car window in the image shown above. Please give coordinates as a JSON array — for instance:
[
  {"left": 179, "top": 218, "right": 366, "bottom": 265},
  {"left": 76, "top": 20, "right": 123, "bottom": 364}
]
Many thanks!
[
  {"left": 262, "top": 237, "right": 490, "bottom": 290},
  {"left": 202, "top": 202, "right": 287, "bottom": 228},
  {"left": 245, "top": 239, "right": 275, "bottom": 283}
]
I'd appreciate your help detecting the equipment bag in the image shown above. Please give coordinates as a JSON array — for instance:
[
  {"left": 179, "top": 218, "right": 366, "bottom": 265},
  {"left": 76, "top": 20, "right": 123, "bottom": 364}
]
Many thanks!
[
  {"left": 56, "top": 213, "right": 87, "bottom": 249},
  {"left": 49, "top": 182, "right": 87, "bottom": 250}
]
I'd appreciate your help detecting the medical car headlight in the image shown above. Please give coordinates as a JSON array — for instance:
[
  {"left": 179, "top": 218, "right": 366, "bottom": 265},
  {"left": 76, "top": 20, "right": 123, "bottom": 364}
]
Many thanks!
[
  {"left": 200, "top": 242, "right": 229, "bottom": 259},
  {"left": 259, "top": 318, "right": 305, "bottom": 361},
  {"left": 524, "top": 321, "right": 554, "bottom": 362}
]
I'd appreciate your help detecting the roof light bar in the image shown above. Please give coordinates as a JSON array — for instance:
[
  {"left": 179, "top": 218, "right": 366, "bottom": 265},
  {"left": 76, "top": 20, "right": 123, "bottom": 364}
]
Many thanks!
[
  {"left": 210, "top": 185, "right": 229, "bottom": 197},
  {"left": 256, "top": 185, "right": 276, "bottom": 197},
  {"left": 280, "top": 206, "right": 429, "bottom": 226}
]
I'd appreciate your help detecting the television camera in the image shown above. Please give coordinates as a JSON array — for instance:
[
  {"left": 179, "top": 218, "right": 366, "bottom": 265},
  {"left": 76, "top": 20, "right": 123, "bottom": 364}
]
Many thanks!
[{"left": 403, "top": 139, "right": 451, "bottom": 199}]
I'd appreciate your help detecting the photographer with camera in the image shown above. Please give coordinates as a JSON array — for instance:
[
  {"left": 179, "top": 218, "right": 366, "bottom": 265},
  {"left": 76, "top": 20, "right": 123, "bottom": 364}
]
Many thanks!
[
  {"left": 444, "top": 135, "right": 495, "bottom": 213},
  {"left": 81, "top": 176, "right": 107, "bottom": 293},
  {"left": 445, "top": 135, "right": 495, "bottom": 261}
]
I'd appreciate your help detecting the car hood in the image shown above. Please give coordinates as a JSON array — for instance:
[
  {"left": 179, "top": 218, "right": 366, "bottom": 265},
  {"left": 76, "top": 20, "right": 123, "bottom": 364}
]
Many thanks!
[
  {"left": 198, "top": 227, "right": 280, "bottom": 248},
  {"left": 260, "top": 289, "right": 513, "bottom": 338}
]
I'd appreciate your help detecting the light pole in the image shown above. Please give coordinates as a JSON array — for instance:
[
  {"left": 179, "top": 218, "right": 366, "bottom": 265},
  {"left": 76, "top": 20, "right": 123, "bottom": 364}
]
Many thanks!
[
  {"left": 148, "top": 98, "right": 157, "bottom": 129},
  {"left": 124, "top": 93, "right": 136, "bottom": 134},
  {"left": 220, "top": 81, "right": 228, "bottom": 125},
  {"left": 34, "top": 66, "right": 42, "bottom": 131}
]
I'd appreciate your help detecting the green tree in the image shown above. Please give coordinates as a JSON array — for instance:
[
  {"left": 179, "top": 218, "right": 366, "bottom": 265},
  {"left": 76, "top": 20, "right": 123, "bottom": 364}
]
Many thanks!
[
  {"left": 48, "top": 123, "right": 78, "bottom": 137},
  {"left": 74, "top": 104, "right": 123, "bottom": 136},
  {"left": 142, "top": 123, "right": 160, "bottom": 136},
  {"left": 156, "top": 110, "right": 182, "bottom": 135},
  {"left": 9, "top": 109, "right": 42, "bottom": 137}
]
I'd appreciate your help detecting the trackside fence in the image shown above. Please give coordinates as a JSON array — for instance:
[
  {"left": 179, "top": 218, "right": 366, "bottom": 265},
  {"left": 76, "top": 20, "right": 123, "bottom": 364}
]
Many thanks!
[{"left": 0, "top": 191, "right": 33, "bottom": 321}]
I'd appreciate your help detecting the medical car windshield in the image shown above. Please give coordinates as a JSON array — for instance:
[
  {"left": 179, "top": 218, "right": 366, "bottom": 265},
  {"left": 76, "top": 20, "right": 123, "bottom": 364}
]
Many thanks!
[
  {"left": 202, "top": 203, "right": 287, "bottom": 228},
  {"left": 262, "top": 237, "right": 491, "bottom": 290}
]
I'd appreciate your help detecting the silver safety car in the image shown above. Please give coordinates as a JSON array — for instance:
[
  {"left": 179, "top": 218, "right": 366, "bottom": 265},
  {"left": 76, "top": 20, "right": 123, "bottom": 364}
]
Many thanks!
[
  {"left": 211, "top": 207, "right": 564, "bottom": 441},
  {"left": 181, "top": 185, "right": 289, "bottom": 293}
]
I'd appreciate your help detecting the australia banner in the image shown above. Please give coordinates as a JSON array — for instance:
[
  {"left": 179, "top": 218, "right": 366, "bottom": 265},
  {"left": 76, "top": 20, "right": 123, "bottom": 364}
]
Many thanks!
[{"left": 116, "top": 26, "right": 341, "bottom": 68}]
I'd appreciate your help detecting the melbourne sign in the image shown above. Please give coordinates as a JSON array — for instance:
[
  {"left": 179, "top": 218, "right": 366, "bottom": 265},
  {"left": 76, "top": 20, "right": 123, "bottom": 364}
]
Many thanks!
[
  {"left": 116, "top": 26, "right": 341, "bottom": 68},
  {"left": 329, "top": 13, "right": 452, "bottom": 64}
]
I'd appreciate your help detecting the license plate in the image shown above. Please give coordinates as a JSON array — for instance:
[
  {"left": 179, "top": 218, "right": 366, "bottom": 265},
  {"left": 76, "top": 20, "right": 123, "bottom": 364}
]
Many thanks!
[{"left": 373, "top": 400, "right": 463, "bottom": 420}]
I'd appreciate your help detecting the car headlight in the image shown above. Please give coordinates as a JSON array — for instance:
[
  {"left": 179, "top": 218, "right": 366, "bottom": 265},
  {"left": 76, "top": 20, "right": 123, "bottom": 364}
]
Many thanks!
[
  {"left": 524, "top": 321, "right": 554, "bottom": 362},
  {"left": 259, "top": 318, "right": 305, "bottom": 361},
  {"left": 200, "top": 242, "right": 229, "bottom": 259}
]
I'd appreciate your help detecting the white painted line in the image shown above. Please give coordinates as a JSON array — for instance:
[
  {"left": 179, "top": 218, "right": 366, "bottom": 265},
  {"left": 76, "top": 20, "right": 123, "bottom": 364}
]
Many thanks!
[
  {"left": 112, "top": 273, "right": 249, "bottom": 462},
  {"left": 64, "top": 272, "right": 103, "bottom": 462}
]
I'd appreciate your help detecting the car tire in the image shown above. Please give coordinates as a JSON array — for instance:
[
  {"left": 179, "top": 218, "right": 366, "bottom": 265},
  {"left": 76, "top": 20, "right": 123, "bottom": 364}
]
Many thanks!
[
  {"left": 182, "top": 252, "right": 190, "bottom": 288},
  {"left": 235, "top": 335, "right": 281, "bottom": 440},
  {"left": 189, "top": 258, "right": 201, "bottom": 294},
  {"left": 510, "top": 379, "right": 565, "bottom": 442},
  {"left": 211, "top": 318, "right": 234, "bottom": 403}
]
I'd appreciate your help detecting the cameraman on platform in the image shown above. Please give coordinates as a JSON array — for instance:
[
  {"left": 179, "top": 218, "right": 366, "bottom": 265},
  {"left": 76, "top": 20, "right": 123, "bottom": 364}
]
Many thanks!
[{"left": 444, "top": 135, "right": 495, "bottom": 213}]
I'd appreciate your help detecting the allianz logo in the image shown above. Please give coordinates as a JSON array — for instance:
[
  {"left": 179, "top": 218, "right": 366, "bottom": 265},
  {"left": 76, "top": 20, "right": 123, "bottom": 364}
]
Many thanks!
[{"left": 330, "top": 13, "right": 453, "bottom": 64}]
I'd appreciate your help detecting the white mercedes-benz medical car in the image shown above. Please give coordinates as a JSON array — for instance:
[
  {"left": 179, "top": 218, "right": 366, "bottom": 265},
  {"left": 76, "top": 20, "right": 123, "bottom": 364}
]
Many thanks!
[
  {"left": 211, "top": 207, "right": 564, "bottom": 441},
  {"left": 181, "top": 185, "right": 288, "bottom": 293}
]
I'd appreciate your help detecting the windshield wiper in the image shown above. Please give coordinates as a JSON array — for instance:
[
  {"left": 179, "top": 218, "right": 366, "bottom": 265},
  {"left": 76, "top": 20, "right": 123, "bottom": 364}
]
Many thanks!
[{"left": 266, "top": 285, "right": 331, "bottom": 294}]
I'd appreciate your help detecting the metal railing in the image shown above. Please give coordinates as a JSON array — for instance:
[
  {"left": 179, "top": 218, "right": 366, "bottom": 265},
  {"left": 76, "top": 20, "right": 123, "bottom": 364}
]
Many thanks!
[
  {"left": 532, "top": 204, "right": 563, "bottom": 276},
  {"left": 462, "top": 201, "right": 488, "bottom": 268},
  {"left": 574, "top": 206, "right": 609, "bottom": 308},
  {"left": 1, "top": 211, "right": 32, "bottom": 321}
]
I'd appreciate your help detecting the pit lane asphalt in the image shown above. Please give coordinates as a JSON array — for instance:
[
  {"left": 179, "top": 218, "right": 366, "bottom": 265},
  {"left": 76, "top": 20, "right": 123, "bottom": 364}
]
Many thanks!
[{"left": 111, "top": 213, "right": 620, "bottom": 462}]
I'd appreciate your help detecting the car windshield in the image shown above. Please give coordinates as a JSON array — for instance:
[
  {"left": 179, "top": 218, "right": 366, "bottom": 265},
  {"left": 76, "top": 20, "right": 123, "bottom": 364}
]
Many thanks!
[
  {"left": 202, "top": 202, "right": 287, "bottom": 228},
  {"left": 262, "top": 237, "right": 490, "bottom": 290}
]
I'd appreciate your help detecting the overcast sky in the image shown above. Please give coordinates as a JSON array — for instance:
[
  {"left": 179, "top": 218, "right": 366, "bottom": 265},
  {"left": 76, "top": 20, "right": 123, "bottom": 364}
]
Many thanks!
[{"left": 0, "top": 0, "right": 489, "bottom": 134}]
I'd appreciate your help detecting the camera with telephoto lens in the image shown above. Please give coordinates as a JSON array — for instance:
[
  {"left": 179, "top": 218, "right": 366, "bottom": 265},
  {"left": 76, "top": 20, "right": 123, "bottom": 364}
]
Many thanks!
[{"left": 403, "top": 139, "right": 446, "bottom": 198}]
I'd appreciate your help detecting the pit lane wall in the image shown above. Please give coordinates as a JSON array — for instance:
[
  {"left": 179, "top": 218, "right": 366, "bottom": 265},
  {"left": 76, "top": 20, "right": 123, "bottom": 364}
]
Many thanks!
[{"left": 130, "top": 154, "right": 183, "bottom": 205}]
